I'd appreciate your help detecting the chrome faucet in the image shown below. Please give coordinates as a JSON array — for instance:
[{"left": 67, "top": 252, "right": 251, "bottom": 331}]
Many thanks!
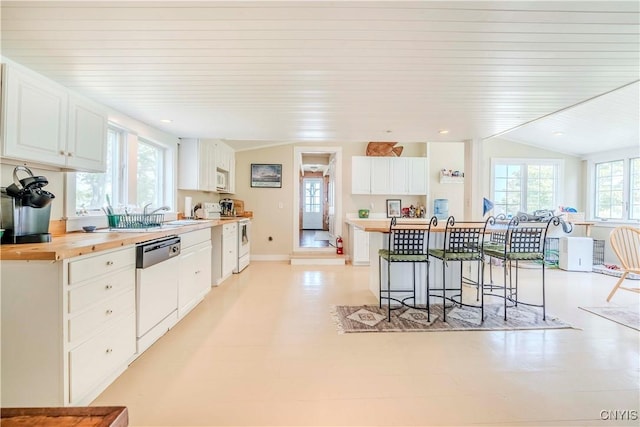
[{"left": 143, "top": 203, "right": 171, "bottom": 215}]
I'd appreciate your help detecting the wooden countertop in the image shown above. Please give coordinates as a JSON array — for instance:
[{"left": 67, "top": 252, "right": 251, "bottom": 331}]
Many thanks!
[
  {"left": 1, "top": 406, "right": 128, "bottom": 427},
  {"left": 0, "top": 218, "right": 246, "bottom": 261},
  {"left": 346, "top": 218, "right": 446, "bottom": 233}
]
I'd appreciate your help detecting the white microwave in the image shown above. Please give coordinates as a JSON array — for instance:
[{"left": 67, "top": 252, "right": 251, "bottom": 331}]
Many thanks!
[{"left": 216, "top": 171, "right": 226, "bottom": 189}]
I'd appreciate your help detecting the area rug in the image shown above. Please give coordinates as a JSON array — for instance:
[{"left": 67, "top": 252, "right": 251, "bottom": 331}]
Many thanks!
[
  {"left": 579, "top": 306, "right": 640, "bottom": 331},
  {"left": 331, "top": 303, "right": 572, "bottom": 333},
  {"left": 592, "top": 264, "right": 640, "bottom": 280},
  {"left": 314, "top": 230, "right": 330, "bottom": 241}
]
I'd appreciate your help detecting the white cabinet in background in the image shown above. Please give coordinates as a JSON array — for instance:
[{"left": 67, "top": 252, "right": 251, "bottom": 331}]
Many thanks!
[
  {"left": 178, "top": 138, "right": 217, "bottom": 191},
  {"left": 349, "top": 225, "right": 370, "bottom": 266},
  {"left": 407, "top": 157, "right": 428, "bottom": 195},
  {"left": 351, "top": 156, "right": 428, "bottom": 195},
  {"left": 1, "top": 62, "right": 107, "bottom": 172},
  {"left": 370, "top": 157, "right": 392, "bottom": 194},
  {"left": 215, "top": 141, "right": 236, "bottom": 194},
  {"left": 0, "top": 246, "right": 136, "bottom": 407},
  {"left": 178, "top": 229, "right": 212, "bottom": 319},
  {"left": 351, "top": 156, "right": 372, "bottom": 194}
]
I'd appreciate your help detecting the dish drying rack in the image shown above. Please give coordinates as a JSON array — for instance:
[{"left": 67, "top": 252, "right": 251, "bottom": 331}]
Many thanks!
[{"left": 107, "top": 213, "right": 164, "bottom": 229}]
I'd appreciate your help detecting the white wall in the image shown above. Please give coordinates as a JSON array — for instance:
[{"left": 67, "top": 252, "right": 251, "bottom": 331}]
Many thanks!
[{"left": 428, "top": 142, "right": 465, "bottom": 218}]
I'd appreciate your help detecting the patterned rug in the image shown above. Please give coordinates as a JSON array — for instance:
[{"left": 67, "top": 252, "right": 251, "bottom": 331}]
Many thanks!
[
  {"left": 331, "top": 304, "right": 572, "bottom": 333},
  {"left": 579, "top": 306, "right": 640, "bottom": 331}
]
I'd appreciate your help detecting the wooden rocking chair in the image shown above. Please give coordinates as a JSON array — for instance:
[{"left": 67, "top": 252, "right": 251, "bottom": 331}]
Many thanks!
[{"left": 606, "top": 226, "right": 640, "bottom": 302}]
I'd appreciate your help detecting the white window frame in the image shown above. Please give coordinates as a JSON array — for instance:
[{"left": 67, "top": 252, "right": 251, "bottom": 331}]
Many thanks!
[
  {"left": 586, "top": 147, "right": 640, "bottom": 222},
  {"left": 65, "top": 122, "right": 176, "bottom": 224},
  {"left": 490, "top": 157, "right": 564, "bottom": 216}
]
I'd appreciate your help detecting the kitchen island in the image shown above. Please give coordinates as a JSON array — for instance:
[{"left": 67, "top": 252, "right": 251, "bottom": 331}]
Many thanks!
[{"left": 345, "top": 218, "right": 463, "bottom": 306}]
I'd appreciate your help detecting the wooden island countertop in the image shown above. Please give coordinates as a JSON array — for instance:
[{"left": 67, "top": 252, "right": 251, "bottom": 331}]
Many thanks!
[{"left": 0, "top": 218, "right": 245, "bottom": 261}]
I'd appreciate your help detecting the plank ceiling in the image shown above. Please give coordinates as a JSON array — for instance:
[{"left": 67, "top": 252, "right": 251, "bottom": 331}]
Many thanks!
[{"left": 1, "top": 1, "right": 639, "bottom": 155}]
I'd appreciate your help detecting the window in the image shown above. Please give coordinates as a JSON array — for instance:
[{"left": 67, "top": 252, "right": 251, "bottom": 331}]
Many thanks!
[
  {"left": 631, "top": 158, "right": 640, "bottom": 220},
  {"left": 593, "top": 157, "right": 640, "bottom": 221},
  {"left": 304, "top": 180, "right": 321, "bottom": 213},
  {"left": 491, "top": 159, "right": 562, "bottom": 216},
  {"left": 137, "top": 139, "right": 164, "bottom": 208},
  {"left": 71, "top": 124, "right": 173, "bottom": 216},
  {"left": 75, "top": 127, "right": 123, "bottom": 214}
]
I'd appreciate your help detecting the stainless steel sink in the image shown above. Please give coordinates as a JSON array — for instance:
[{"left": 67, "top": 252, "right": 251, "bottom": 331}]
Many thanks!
[{"left": 163, "top": 220, "right": 201, "bottom": 225}]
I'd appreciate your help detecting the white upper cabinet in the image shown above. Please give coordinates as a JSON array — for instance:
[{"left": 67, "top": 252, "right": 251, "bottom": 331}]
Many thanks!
[
  {"left": 1, "top": 62, "right": 107, "bottom": 172},
  {"left": 178, "top": 138, "right": 217, "bottom": 192},
  {"left": 66, "top": 94, "right": 108, "bottom": 172},
  {"left": 370, "top": 157, "right": 392, "bottom": 194},
  {"left": 351, "top": 156, "right": 428, "bottom": 195},
  {"left": 406, "top": 157, "right": 428, "bottom": 195},
  {"left": 214, "top": 140, "right": 235, "bottom": 194},
  {"left": 352, "top": 156, "right": 372, "bottom": 194}
]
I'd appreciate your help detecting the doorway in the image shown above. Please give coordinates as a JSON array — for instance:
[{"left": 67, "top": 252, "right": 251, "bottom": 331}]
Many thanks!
[{"left": 293, "top": 146, "right": 342, "bottom": 252}]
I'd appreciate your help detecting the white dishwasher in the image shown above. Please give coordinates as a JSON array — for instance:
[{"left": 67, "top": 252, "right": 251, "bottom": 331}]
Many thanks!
[{"left": 135, "top": 235, "right": 181, "bottom": 354}]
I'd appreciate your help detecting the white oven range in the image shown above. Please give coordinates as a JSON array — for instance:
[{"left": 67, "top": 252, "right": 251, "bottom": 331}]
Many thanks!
[{"left": 234, "top": 219, "right": 251, "bottom": 273}]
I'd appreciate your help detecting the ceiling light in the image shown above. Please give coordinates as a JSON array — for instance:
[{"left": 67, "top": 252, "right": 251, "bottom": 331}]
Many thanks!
[
  {"left": 439, "top": 129, "right": 449, "bottom": 134},
  {"left": 160, "top": 119, "right": 173, "bottom": 123},
  {"left": 553, "top": 131, "right": 564, "bottom": 136}
]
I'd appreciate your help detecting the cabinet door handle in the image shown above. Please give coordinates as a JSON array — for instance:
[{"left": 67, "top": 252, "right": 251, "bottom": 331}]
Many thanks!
[
  {"left": 195, "top": 270, "right": 200, "bottom": 274},
  {"left": 59, "top": 150, "right": 66, "bottom": 155},
  {"left": 105, "top": 284, "right": 113, "bottom": 290},
  {"left": 106, "top": 309, "right": 113, "bottom": 315},
  {"left": 106, "top": 261, "right": 114, "bottom": 266},
  {"left": 67, "top": 152, "right": 73, "bottom": 157},
  {"left": 106, "top": 348, "right": 113, "bottom": 354}
]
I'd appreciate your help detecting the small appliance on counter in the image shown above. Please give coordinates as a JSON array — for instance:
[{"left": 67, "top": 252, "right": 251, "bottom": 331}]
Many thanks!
[
  {"left": 1, "top": 166, "right": 56, "bottom": 244},
  {"left": 201, "top": 202, "right": 222, "bottom": 219},
  {"left": 220, "top": 198, "right": 234, "bottom": 217}
]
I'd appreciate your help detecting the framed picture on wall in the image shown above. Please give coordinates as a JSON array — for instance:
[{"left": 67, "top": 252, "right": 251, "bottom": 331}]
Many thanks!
[
  {"left": 251, "top": 164, "right": 282, "bottom": 188},
  {"left": 386, "top": 199, "right": 401, "bottom": 218}
]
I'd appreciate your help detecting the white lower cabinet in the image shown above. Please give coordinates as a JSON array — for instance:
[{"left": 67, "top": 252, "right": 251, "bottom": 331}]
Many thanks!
[
  {"left": 0, "top": 246, "right": 136, "bottom": 407},
  {"left": 349, "top": 225, "right": 370, "bottom": 266},
  {"left": 222, "top": 222, "right": 238, "bottom": 279},
  {"left": 178, "top": 229, "right": 212, "bottom": 319}
]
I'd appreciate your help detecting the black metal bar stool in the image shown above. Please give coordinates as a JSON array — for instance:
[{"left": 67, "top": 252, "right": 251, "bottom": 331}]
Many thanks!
[
  {"left": 427, "top": 216, "right": 488, "bottom": 323},
  {"left": 378, "top": 216, "right": 436, "bottom": 321},
  {"left": 482, "top": 216, "right": 560, "bottom": 320}
]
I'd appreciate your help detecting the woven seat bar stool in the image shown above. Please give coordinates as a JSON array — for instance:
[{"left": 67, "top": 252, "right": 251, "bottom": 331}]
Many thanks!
[
  {"left": 378, "top": 216, "right": 437, "bottom": 322},
  {"left": 427, "top": 216, "right": 489, "bottom": 323},
  {"left": 483, "top": 215, "right": 560, "bottom": 321}
]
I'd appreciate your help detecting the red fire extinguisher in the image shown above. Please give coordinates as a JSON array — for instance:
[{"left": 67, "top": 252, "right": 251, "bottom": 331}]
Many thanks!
[{"left": 336, "top": 236, "right": 344, "bottom": 254}]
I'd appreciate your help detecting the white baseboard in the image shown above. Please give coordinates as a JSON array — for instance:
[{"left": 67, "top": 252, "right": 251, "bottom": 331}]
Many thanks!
[
  {"left": 251, "top": 254, "right": 290, "bottom": 261},
  {"left": 290, "top": 258, "right": 346, "bottom": 266}
]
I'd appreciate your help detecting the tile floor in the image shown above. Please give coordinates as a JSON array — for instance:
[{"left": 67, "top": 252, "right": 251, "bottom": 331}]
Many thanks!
[{"left": 92, "top": 261, "right": 640, "bottom": 426}]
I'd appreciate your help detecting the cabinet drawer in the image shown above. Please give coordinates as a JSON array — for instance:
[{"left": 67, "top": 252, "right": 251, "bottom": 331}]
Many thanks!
[
  {"left": 68, "top": 289, "right": 135, "bottom": 343},
  {"left": 68, "top": 268, "right": 135, "bottom": 313},
  {"left": 222, "top": 222, "right": 237, "bottom": 235},
  {"left": 68, "top": 247, "right": 135, "bottom": 285},
  {"left": 69, "top": 312, "right": 135, "bottom": 404},
  {"left": 180, "top": 228, "right": 211, "bottom": 249}
]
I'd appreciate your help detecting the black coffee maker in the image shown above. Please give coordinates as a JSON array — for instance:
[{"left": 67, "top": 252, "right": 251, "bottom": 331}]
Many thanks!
[{"left": 1, "top": 166, "right": 56, "bottom": 244}]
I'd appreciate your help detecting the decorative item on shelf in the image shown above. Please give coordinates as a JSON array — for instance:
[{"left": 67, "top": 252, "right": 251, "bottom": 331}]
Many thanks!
[
  {"left": 439, "top": 169, "right": 464, "bottom": 183},
  {"left": 366, "top": 142, "right": 403, "bottom": 157},
  {"left": 386, "top": 199, "right": 401, "bottom": 218},
  {"left": 358, "top": 209, "right": 370, "bottom": 218}
]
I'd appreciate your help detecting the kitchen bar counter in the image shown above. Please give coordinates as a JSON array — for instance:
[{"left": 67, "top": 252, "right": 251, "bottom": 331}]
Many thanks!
[{"left": 0, "top": 218, "right": 247, "bottom": 261}]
